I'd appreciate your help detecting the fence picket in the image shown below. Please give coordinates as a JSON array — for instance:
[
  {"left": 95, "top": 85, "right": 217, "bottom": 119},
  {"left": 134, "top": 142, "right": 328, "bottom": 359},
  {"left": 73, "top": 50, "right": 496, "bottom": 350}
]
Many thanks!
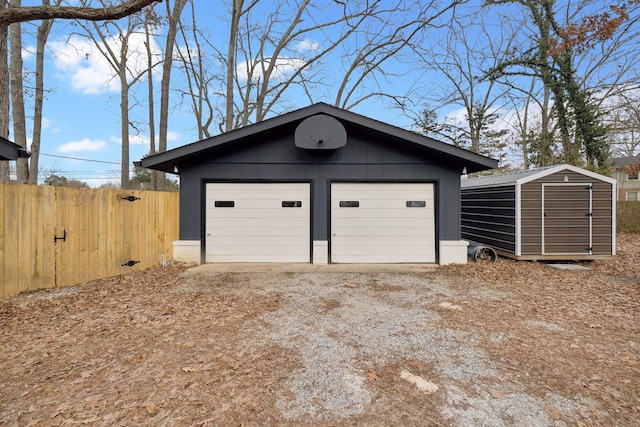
[{"left": 1, "top": 185, "right": 179, "bottom": 299}]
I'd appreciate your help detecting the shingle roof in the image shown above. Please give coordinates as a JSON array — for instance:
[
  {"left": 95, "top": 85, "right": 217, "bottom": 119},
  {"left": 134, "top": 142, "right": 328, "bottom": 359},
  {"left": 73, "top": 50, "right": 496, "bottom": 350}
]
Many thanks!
[{"left": 610, "top": 155, "right": 639, "bottom": 167}]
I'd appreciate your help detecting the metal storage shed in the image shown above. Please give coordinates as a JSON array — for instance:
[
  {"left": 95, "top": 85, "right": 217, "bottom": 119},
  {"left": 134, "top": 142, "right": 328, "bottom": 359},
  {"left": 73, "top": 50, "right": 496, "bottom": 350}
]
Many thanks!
[{"left": 461, "top": 164, "right": 616, "bottom": 261}]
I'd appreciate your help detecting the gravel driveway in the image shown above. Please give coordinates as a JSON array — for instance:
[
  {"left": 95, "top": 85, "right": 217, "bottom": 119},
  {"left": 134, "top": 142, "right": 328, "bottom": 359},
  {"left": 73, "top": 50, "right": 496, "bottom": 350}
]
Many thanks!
[{"left": 1, "top": 234, "right": 638, "bottom": 425}]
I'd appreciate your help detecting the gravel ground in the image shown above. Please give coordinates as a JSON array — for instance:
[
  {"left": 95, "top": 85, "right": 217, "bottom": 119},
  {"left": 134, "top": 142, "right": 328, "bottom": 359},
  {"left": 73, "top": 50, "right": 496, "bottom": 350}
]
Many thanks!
[{"left": 0, "top": 233, "right": 638, "bottom": 425}]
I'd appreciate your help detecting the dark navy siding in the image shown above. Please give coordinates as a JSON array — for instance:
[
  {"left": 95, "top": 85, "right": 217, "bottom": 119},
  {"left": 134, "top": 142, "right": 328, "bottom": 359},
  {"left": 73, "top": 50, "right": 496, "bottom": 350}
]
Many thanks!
[{"left": 178, "top": 122, "right": 464, "bottom": 243}]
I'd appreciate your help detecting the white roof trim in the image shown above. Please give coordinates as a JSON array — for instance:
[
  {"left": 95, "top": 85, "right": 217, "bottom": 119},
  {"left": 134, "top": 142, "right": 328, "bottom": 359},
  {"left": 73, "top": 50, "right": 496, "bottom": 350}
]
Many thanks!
[{"left": 515, "top": 164, "right": 616, "bottom": 185}]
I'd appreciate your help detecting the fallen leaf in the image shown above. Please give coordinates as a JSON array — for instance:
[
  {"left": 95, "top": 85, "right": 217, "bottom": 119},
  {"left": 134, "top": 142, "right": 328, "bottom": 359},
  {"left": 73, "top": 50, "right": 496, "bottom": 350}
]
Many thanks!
[
  {"left": 489, "top": 390, "right": 507, "bottom": 399},
  {"left": 438, "top": 302, "right": 462, "bottom": 311},
  {"left": 343, "top": 283, "right": 358, "bottom": 288},
  {"left": 544, "top": 405, "right": 562, "bottom": 420},
  {"left": 146, "top": 403, "right": 158, "bottom": 416},
  {"left": 366, "top": 371, "right": 379, "bottom": 382}
]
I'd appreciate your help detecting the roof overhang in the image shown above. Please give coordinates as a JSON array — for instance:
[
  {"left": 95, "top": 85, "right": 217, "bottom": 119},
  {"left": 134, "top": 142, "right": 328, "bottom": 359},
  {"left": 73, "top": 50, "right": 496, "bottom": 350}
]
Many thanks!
[
  {"left": 0, "top": 137, "right": 29, "bottom": 161},
  {"left": 140, "top": 103, "right": 498, "bottom": 174}
]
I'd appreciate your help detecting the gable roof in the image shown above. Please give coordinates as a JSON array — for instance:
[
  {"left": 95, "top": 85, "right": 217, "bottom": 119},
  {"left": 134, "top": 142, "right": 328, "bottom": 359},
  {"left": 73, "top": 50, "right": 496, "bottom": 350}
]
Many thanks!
[
  {"left": 461, "top": 164, "right": 616, "bottom": 189},
  {"left": 610, "top": 155, "right": 639, "bottom": 167},
  {"left": 0, "top": 137, "right": 29, "bottom": 161},
  {"left": 140, "top": 103, "right": 498, "bottom": 174}
]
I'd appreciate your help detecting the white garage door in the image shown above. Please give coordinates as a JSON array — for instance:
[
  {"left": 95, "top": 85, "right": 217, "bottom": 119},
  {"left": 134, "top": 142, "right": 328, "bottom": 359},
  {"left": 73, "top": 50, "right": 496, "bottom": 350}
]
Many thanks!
[
  {"left": 331, "top": 183, "right": 436, "bottom": 263},
  {"left": 205, "top": 183, "right": 310, "bottom": 262}
]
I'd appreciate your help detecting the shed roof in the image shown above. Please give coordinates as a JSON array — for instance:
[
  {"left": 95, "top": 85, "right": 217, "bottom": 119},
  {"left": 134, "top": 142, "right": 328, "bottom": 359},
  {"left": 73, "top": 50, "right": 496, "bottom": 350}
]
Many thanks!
[
  {"left": 461, "top": 164, "right": 616, "bottom": 189},
  {"left": 0, "top": 137, "right": 29, "bottom": 161},
  {"left": 140, "top": 103, "right": 498, "bottom": 174}
]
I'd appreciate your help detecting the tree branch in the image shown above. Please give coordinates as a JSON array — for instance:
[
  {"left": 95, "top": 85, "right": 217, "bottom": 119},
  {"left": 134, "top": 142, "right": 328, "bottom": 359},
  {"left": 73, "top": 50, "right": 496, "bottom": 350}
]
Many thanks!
[{"left": 0, "top": 0, "right": 161, "bottom": 25}]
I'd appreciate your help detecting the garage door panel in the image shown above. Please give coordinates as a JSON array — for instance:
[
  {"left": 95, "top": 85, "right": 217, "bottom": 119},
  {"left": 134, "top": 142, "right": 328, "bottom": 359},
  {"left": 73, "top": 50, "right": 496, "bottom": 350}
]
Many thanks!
[
  {"left": 207, "top": 226, "right": 308, "bottom": 237},
  {"left": 332, "top": 209, "right": 434, "bottom": 219},
  {"left": 207, "top": 209, "right": 309, "bottom": 219},
  {"left": 332, "top": 217, "right": 434, "bottom": 228},
  {"left": 332, "top": 191, "right": 433, "bottom": 202},
  {"left": 330, "top": 254, "right": 434, "bottom": 263},
  {"left": 335, "top": 227, "right": 433, "bottom": 237},
  {"left": 208, "top": 236, "right": 311, "bottom": 246},
  {"left": 332, "top": 236, "right": 434, "bottom": 247},
  {"left": 331, "top": 183, "right": 435, "bottom": 263},
  {"left": 206, "top": 183, "right": 310, "bottom": 263},
  {"left": 209, "top": 252, "right": 310, "bottom": 263}
]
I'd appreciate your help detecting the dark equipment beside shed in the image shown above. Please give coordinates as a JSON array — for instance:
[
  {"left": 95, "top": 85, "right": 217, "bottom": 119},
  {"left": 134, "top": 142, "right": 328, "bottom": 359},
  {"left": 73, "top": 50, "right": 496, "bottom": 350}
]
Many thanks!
[{"left": 467, "top": 241, "right": 498, "bottom": 262}]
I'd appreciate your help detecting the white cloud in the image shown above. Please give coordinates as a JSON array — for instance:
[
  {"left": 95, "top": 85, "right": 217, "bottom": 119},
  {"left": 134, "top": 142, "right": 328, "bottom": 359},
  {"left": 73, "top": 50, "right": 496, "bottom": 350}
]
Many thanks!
[
  {"left": 111, "top": 131, "right": 180, "bottom": 146},
  {"left": 58, "top": 138, "right": 107, "bottom": 153},
  {"left": 49, "top": 32, "right": 162, "bottom": 95},
  {"left": 236, "top": 57, "right": 306, "bottom": 82},
  {"left": 22, "top": 46, "right": 35, "bottom": 61},
  {"left": 294, "top": 39, "right": 320, "bottom": 52}
]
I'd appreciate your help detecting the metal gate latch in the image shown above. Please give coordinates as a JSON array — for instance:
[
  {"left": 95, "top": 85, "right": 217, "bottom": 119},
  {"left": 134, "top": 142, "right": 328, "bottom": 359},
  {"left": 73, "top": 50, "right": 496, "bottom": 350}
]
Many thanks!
[
  {"left": 121, "top": 195, "right": 141, "bottom": 202},
  {"left": 54, "top": 229, "right": 66, "bottom": 243}
]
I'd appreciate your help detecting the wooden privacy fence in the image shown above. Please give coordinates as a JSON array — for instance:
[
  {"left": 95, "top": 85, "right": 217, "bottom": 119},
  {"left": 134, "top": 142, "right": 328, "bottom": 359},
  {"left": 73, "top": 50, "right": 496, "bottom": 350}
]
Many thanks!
[{"left": 1, "top": 184, "right": 179, "bottom": 299}]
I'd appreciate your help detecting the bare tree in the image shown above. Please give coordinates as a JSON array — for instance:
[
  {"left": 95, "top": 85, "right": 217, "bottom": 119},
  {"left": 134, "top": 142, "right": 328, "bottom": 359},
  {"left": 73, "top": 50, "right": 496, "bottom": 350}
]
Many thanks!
[
  {"left": 0, "top": 0, "right": 161, "bottom": 183},
  {"left": 604, "top": 88, "right": 640, "bottom": 157},
  {"left": 28, "top": 0, "right": 62, "bottom": 185},
  {"left": 175, "top": 0, "right": 214, "bottom": 140},
  {"left": 9, "top": 0, "right": 27, "bottom": 183},
  {"left": 0, "top": 0, "right": 160, "bottom": 25},
  {"left": 156, "top": 0, "right": 186, "bottom": 190},
  {"left": 334, "top": 0, "right": 463, "bottom": 111},
  {"left": 75, "top": 1, "right": 155, "bottom": 188},
  {"left": 410, "top": 9, "right": 516, "bottom": 158},
  {"left": 0, "top": 3, "right": 9, "bottom": 183}
]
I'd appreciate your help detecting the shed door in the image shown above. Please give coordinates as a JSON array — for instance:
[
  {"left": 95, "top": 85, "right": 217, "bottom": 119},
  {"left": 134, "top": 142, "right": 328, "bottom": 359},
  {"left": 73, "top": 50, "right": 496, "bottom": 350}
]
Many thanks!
[
  {"left": 331, "top": 183, "right": 436, "bottom": 263},
  {"left": 542, "top": 184, "right": 592, "bottom": 255},
  {"left": 205, "top": 183, "right": 310, "bottom": 262}
]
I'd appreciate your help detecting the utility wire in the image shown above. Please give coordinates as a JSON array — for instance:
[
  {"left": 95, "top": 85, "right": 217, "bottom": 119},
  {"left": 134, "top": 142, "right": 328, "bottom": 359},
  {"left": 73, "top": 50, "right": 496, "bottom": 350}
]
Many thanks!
[{"left": 40, "top": 152, "right": 122, "bottom": 165}]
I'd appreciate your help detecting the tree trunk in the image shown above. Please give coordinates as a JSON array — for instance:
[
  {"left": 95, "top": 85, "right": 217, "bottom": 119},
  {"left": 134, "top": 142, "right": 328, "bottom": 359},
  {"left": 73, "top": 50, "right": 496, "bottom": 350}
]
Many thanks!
[
  {"left": 157, "top": 0, "right": 186, "bottom": 190},
  {"left": 0, "top": 13, "right": 8, "bottom": 183},
  {"left": 29, "top": 0, "right": 55, "bottom": 185},
  {"left": 144, "top": 14, "right": 157, "bottom": 190},
  {"left": 225, "top": 0, "right": 241, "bottom": 132},
  {"left": 10, "top": 0, "right": 28, "bottom": 183},
  {"left": 120, "top": 65, "right": 130, "bottom": 189}
]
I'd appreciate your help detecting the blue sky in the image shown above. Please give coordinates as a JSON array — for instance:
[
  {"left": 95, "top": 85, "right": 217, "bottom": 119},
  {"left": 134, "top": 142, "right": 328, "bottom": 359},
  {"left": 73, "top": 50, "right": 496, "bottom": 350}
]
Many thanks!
[
  {"left": 12, "top": 0, "right": 638, "bottom": 185},
  {"left": 16, "top": 1, "right": 445, "bottom": 186}
]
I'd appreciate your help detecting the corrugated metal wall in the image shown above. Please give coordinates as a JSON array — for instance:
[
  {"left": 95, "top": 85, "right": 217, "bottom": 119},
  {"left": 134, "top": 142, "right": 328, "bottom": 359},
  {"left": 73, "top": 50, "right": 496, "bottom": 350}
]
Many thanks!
[{"left": 461, "top": 185, "right": 517, "bottom": 253}]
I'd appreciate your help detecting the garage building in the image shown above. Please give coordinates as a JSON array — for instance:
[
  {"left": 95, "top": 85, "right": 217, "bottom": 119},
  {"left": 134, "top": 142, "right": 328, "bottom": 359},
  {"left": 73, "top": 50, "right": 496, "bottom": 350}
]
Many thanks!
[{"left": 140, "top": 103, "right": 498, "bottom": 265}]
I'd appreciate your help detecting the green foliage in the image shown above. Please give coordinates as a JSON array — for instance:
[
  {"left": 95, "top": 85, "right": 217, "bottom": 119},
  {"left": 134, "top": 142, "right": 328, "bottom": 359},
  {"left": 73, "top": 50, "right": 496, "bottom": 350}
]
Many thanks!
[
  {"left": 528, "top": 129, "right": 559, "bottom": 167},
  {"left": 129, "top": 164, "right": 179, "bottom": 192},
  {"left": 44, "top": 174, "right": 89, "bottom": 188},
  {"left": 617, "top": 201, "right": 640, "bottom": 233}
]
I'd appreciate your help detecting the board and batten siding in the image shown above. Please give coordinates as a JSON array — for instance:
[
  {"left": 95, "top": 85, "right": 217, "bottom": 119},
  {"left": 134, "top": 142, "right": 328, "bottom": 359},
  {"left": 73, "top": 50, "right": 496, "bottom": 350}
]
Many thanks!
[{"left": 181, "top": 124, "right": 465, "bottom": 247}]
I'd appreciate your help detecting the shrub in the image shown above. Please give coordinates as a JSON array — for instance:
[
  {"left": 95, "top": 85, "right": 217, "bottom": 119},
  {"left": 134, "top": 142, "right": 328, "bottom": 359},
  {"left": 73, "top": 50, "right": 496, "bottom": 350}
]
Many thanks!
[{"left": 617, "top": 202, "right": 640, "bottom": 233}]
